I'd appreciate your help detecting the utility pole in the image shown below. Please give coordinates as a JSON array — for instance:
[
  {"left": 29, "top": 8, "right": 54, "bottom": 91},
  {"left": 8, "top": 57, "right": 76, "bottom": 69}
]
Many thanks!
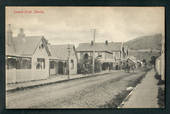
[
  {"left": 92, "top": 29, "right": 96, "bottom": 74},
  {"left": 67, "top": 44, "right": 70, "bottom": 79}
]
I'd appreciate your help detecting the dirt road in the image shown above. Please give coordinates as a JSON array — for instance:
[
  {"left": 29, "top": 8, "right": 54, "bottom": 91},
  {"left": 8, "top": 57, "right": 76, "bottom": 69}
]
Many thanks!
[{"left": 6, "top": 71, "right": 146, "bottom": 108}]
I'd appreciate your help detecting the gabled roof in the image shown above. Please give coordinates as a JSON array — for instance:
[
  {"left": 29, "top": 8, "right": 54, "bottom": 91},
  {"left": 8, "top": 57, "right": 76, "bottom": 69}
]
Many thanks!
[
  {"left": 76, "top": 43, "right": 112, "bottom": 53},
  {"left": 6, "top": 36, "right": 51, "bottom": 56},
  {"left": 76, "top": 42, "right": 122, "bottom": 53},
  {"left": 48, "top": 44, "right": 76, "bottom": 60},
  {"left": 13, "top": 36, "right": 42, "bottom": 56}
]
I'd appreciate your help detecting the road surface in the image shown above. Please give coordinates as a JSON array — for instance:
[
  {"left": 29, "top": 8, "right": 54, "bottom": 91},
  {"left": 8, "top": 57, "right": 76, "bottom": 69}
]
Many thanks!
[{"left": 6, "top": 71, "right": 146, "bottom": 108}]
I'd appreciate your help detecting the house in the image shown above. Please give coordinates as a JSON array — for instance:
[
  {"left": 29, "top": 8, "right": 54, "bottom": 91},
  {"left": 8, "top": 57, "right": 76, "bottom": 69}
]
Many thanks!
[
  {"left": 107, "top": 42, "right": 128, "bottom": 61},
  {"left": 48, "top": 44, "right": 78, "bottom": 75},
  {"left": 106, "top": 41, "right": 128, "bottom": 68},
  {"left": 76, "top": 40, "right": 128, "bottom": 70},
  {"left": 76, "top": 41, "right": 114, "bottom": 70},
  {"left": 6, "top": 25, "right": 51, "bottom": 83}
]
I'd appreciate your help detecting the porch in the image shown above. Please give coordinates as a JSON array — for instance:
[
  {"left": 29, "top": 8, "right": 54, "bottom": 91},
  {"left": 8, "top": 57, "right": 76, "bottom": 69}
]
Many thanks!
[
  {"left": 6, "top": 56, "right": 49, "bottom": 84},
  {"left": 49, "top": 59, "right": 68, "bottom": 76}
]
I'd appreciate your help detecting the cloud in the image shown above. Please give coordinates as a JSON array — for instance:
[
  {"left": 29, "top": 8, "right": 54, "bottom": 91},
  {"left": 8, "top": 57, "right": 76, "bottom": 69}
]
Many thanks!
[{"left": 6, "top": 7, "right": 164, "bottom": 45}]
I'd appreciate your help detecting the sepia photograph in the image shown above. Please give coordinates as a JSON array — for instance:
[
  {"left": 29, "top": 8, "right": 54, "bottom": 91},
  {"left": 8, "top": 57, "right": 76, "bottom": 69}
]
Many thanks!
[{"left": 5, "top": 6, "right": 165, "bottom": 109}]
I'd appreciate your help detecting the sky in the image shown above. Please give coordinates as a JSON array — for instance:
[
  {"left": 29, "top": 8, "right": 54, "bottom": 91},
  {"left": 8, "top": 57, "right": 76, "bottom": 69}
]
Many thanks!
[{"left": 6, "top": 7, "right": 165, "bottom": 47}]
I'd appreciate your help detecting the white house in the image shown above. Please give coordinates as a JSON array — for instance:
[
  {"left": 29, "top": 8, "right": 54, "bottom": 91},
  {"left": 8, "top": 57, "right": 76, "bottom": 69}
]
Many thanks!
[{"left": 6, "top": 25, "right": 51, "bottom": 83}]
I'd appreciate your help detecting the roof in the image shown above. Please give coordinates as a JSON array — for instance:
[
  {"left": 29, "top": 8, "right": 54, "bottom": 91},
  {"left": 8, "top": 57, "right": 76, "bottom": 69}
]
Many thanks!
[
  {"left": 6, "top": 36, "right": 51, "bottom": 56},
  {"left": 6, "top": 44, "right": 17, "bottom": 56},
  {"left": 107, "top": 42, "right": 122, "bottom": 51},
  {"left": 48, "top": 44, "right": 75, "bottom": 60},
  {"left": 76, "top": 42, "right": 122, "bottom": 53},
  {"left": 13, "top": 36, "right": 42, "bottom": 56}
]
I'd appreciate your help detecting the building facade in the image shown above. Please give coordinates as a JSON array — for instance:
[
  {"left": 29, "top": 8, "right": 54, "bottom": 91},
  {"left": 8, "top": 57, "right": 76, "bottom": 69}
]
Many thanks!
[
  {"left": 76, "top": 41, "right": 128, "bottom": 71},
  {"left": 6, "top": 25, "right": 51, "bottom": 83},
  {"left": 48, "top": 44, "right": 78, "bottom": 76}
]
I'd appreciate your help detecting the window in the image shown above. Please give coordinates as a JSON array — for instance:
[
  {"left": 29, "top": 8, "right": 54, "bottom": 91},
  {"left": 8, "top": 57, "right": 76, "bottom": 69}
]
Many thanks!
[
  {"left": 71, "top": 59, "right": 74, "bottom": 69},
  {"left": 39, "top": 43, "right": 44, "bottom": 49},
  {"left": 16, "top": 57, "right": 31, "bottom": 69},
  {"left": 50, "top": 61, "right": 55, "bottom": 69},
  {"left": 84, "top": 53, "right": 89, "bottom": 59},
  {"left": 36, "top": 58, "right": 45, "bottom": 69},
  {"left": 6, "top": 57, "right": 16, "bottom": 69}
]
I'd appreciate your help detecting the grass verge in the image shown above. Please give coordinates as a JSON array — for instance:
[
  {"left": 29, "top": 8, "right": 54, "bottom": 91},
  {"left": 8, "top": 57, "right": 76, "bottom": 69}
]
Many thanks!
[
  {"left": 154, "top": 73, "right": 165, "bottom": 108},
  {"left": 100, "top": 71, "right": 147, "bottom": 108},
  {"left": 157, "top": 87, "right": 165, "bottom": 108}
]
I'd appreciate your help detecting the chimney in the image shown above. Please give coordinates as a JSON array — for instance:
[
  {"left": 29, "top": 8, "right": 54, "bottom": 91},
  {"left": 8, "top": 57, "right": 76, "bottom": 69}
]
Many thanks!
[
  {"left": 105, "top": 40, "right": 108, "bottom": 45},
  {"left": 18, "top": 28, "right": 25, "bottom": 38},
  {"left": 7, "top": 24, "right": 13, "bottom": 46}
]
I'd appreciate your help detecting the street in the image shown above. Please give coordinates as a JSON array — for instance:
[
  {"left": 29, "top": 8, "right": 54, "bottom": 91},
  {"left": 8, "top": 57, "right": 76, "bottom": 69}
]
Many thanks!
[{"left": 6, "top": 71, "right": 146, "bottom": 108}]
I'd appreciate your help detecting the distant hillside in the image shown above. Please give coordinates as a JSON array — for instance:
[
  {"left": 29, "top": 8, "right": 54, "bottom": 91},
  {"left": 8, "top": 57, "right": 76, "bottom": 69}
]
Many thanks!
[
  {"left": 125, "top": 33, "right": 162, "bottom": 50},
  {"left": 128, "top": 51, "right": 161, "bottom": 63}
]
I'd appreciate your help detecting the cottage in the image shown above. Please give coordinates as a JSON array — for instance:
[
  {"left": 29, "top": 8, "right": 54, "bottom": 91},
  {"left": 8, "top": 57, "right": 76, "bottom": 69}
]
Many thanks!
[
  {"left": 48, "top": 44, "right": 78, "bottom": 76},
  {"left": 6, "top": 25, "right": 51, "bottom": 83}
]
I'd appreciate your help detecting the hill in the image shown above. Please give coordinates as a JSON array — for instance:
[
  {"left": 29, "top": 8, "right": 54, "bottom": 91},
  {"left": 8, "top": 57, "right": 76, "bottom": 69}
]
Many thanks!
[{"left": 125, "top": 33, "right": 162, "bottom": 50}]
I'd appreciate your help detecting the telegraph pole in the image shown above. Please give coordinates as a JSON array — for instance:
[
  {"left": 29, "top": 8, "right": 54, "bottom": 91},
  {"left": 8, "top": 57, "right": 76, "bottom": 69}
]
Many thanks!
[{"left": 92, "top": 29, "right": 96, "bottom": 74}]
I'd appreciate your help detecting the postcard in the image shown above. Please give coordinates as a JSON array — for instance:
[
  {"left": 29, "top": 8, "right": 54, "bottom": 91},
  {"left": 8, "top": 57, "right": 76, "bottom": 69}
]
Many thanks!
[{"left": 5, "top": 6, "right": 165, "bottom": 108}]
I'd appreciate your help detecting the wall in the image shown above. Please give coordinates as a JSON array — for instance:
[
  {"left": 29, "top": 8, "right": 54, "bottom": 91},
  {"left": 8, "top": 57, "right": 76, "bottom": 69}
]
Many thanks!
[
  {"left": 16, "top": 69, "right": 32, "bottom": 82},
  {"left": 50, "top": 68, "right": 56, "bottom": 75},
  {"left": 6, "top": 69, "right": 16, "bottom": 83},
  {"left": 155, "top": 54, "right": 165, "bottom": 80},
  {"left": 155, "top": 58, "right": 161, "bottom": 75},
  {"left": 49, "top": 62, "right": 58, "bottom": 75},
  {"left": 105, "top": 52, "right": 113, "bottom": 60},
  {"left": 6, "top": 64, "right": 33, "bottom": 83},
  {"left": 161, "top": 53, "right": 165, "bottom": 80},
  {"left": 69, "top": 48, "right": 77, "bottom": 75},
  {"left": 32, "top": 40, "right": 49, "bottom": 80},
  {"left": 114, "top": 51, "right": 121, "bottom": 60}
]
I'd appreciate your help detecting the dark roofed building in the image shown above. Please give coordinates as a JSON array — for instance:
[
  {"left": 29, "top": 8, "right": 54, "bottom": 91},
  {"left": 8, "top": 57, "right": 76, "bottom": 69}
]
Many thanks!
[
  {"left": 76, "top": 41, "right": 114, "bottom": 71},
  {"left": 107, "top": 42, "right": 122, "bottom": 51},
  {"left": 76, "top": 42, "right": 113, "bottom": 62},
  {"left": 76, "top": 41, "right": 128, "bottom": 71},
  {"left": 76, "top": 41, "right": 127, "bottom": 62},
  {"left": 76, "top": 43, "right": 112, "bottom": 53}
]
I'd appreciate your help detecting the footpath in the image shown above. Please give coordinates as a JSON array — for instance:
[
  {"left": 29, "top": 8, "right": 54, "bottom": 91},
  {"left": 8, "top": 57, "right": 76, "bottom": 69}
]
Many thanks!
[
  {"left": 6, "top": 70, "right": 117, "bottom": 92},
  {"left": 121, "top": 69, "right": 159, "bottom": 108}
]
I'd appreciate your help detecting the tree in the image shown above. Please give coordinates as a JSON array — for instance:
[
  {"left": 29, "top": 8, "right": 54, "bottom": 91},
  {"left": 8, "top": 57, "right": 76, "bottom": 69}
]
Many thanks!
[
  {"left": 142, "top": 59, "right": 146, "bottom": 64},
  {"left": 77, "top": 56, "right": 102, "bottom": 74}
]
